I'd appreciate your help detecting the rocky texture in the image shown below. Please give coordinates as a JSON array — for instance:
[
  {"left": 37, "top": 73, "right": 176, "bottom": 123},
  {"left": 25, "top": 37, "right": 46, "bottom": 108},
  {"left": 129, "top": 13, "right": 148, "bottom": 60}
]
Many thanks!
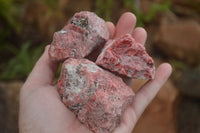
[
  {"left": 155, "top": 16, "right": 200, "bottom": 65},
  {"left": 178, "top": 97, "right": 200, "bottom": 133},
  {"left": 0, "top": 81, "right": 22, "bottom": 133},
  {"left": 174, "top": 67, "right": 200, "bottom": 98},
  {"left": 132, "top": 79, "right": 178, "bottom": 133},
  {"left": 96, "top": 34, "right": 155, "bottom": 79},
  {"left": 0, "top": 86, "right": 7, "bottom": 133},
  {"left": 57, "top": 58, "right": 134, "bottom": 133},
  {"left": 171, "top": 0, "right": 200, "bottom": 14},
  {"left": 49, "top": 11, "right": 109, "bottom": 62}
]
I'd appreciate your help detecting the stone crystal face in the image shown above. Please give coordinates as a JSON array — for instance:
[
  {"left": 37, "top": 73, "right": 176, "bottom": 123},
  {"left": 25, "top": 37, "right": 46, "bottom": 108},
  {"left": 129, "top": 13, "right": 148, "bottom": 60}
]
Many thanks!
[
  {"left": 96, "top": 34, "right": 155, "bottom": 79},
  {"left": 49, "top": 11, "right": 109, "bottom": 62},
  {"left": 57, "top": 58, "right": 134, "bottom": 133},
  {"left": 49, "top": 11, "right": 156, "bottom": 133}
]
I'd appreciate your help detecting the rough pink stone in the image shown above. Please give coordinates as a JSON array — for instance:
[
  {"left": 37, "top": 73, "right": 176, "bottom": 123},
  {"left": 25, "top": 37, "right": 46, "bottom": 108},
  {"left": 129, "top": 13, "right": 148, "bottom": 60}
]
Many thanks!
[
  {"left": 49, "top": 11, "right": 109, "bottom": 62},
  {"left": 96, "top": 34, "right": 155, "bottom": 79},
  {"left": 57, "top": 58, "right": 134, "bottom": 133}
]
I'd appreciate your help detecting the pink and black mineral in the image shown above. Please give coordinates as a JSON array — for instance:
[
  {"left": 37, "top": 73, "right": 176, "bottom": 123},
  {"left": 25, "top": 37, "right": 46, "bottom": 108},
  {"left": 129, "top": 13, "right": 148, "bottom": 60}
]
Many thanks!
[
  {"left": 57, "top": 58, "right": 134, "bottom": 133},
  {"left": 96, "top": 34, "right": 155, "bottom": 79},
  {"left": 49, "top": 11, "right": 156, "bottom": 133},
  {"left": 48, "top": 11, "right": 109, "bottom": 62}
]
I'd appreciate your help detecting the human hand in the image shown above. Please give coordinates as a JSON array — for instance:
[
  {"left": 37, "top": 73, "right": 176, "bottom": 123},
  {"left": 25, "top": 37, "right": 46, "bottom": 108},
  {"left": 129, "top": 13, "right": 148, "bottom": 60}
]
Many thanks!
[{"left": 19, "top": 12, "right": 172, "bottom": 133}]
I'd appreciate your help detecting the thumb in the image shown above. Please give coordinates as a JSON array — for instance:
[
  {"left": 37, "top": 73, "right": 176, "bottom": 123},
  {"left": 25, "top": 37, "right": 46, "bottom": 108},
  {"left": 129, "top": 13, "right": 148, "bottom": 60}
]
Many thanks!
[{"left": 25, "top": 45, "right": 59, "bottom": 87}]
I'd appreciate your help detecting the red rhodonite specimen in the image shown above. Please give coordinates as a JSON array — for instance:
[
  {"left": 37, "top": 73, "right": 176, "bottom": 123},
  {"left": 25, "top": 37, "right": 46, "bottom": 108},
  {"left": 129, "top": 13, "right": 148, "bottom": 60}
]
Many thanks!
[
  {"left": 49, "top": 11, "right": 109, "bottom": 62},
  {"left": 96, "top": 34, "right": 155, "bottom": 79},
  {"left": 57, "top": 58, "right": 134, "bottom": 133}
]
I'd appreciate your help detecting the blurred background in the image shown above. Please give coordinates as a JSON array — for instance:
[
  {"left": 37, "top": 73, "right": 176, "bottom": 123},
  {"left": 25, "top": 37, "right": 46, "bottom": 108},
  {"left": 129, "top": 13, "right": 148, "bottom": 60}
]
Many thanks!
[{"left": 0, "top": 0, "right": 199, "bottom": 132}]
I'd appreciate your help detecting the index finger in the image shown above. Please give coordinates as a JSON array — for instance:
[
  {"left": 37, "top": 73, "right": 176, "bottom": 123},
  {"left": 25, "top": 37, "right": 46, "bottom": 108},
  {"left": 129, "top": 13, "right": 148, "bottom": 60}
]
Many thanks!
[{"left": 115, "top": 12, "right": 136, "bottom": 39}]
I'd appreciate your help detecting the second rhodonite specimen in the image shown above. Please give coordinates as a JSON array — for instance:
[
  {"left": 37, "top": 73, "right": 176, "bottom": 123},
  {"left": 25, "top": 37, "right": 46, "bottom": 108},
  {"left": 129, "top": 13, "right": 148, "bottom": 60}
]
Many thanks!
[
  {"left": 57, "top": 58, "right": 134, "bottom": 133},
  {"left": 96, "top": 34, "right": 155, "bottom": 79},
  {"left": 49, "top": 11, "right": 109, "bottom": 62}
]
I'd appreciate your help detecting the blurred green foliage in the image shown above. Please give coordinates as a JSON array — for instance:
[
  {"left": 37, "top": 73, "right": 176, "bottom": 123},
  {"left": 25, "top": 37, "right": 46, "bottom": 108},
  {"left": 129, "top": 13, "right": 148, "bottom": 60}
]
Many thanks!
[
  {"left": 0, "top": 0, "right": 23, "bottom": 48},
  {"left": 0, "top": 0, "right": 60, "bottom": 80},
  {"left": 94, "top": 0, "right": 113, "bottom": 21},
  {"left": 42, "top": 0, "right": 63, "bottom": 19},
  {"left": 170, "top": 60, "right": 187, "bottom": 70},
  {"left": 0, "top": 43, "right": 46, "bottom": 80},
  {"left": 0, "top": 0, "right": 171, "bottom": 81},
  {"left": 0, "top": 0, "right": 22, "bottom": 33},
  {"left": 55, "top": 64, "right": 62, "bottom": 80},
  {"left": 123, "top": 0, "right": 171, "bottom": 26},
  {"left": 44, "top": 0, "right": 58, "bottom": 9},
  {"left": 94, "top": 0, "right": 170, "bottom": 26},
  {"left": 0, "top": 0, "right": 25, "bottom": 80}
]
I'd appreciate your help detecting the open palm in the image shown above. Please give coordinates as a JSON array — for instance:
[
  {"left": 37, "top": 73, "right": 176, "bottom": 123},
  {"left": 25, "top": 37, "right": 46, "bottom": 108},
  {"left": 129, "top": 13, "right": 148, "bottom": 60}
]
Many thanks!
[{"left": 19, "top": 12, "right": 172, "bottom": 133}]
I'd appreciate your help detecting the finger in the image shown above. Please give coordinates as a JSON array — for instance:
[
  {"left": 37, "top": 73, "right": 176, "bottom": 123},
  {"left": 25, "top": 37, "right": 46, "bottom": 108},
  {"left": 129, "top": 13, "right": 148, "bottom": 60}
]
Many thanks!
[
  {"left": 115, "top": 12, "right": 136, "bottom": 39},
  {"left": 132, "top": 27, "right": 147, "bottom": 46},
  {"left": 132, "top": 63, "right": 172, "bottom": 118},
  {"left": 106, "top": 21, "right": 115, "bottom": 39},
  {"left": 25, "top": 45, "right": 59, "bottom": 87}
]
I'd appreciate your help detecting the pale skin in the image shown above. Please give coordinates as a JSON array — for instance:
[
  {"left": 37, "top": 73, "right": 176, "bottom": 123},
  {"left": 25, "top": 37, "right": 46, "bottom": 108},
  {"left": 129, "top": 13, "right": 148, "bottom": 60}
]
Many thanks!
[{"left": 19, "top": 12, "right": 172, "bottom": 133}]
